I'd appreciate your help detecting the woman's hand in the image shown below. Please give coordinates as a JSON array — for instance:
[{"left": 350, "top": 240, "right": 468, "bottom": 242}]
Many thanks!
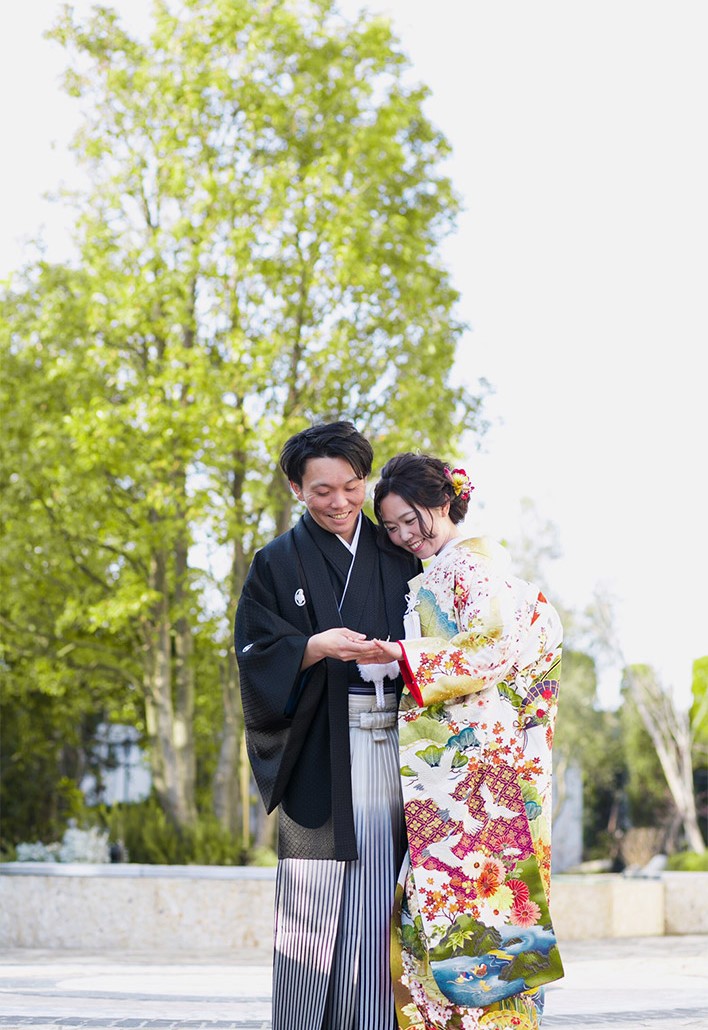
[
  {"left": 301, "top": 628, "right": 384, "bottom": 669},
  {"left": 359, "top": 639, "right": 404, "bottom": 663}
]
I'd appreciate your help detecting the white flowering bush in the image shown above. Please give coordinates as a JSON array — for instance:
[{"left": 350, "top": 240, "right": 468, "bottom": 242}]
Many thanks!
[
  {"left": 58, "top": 823, "right": 110, "bottom": 863},
  {"left": 15, "top": 823, "right": 110, "bottom": 864},
  {"left": 15, "top": 841, "right": 61, "bottom": 862}
]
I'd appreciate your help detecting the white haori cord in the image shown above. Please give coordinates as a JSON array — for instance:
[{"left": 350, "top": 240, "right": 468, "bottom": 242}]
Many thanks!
[{"left": 356, "top": 659, "right": 401, "bottom": 710}]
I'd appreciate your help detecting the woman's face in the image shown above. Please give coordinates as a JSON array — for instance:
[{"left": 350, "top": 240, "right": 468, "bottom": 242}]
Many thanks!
[{"left": 379, "top": 492, "right": 457, "bottom": 560}]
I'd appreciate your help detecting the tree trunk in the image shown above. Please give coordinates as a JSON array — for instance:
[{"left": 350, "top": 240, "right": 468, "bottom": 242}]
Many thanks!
[
  {"left": 239, "top": 724, "right": 251, "bottom": 853},
  {"left": 173, "top": 535, "right": 197, "bottom": 822},
  {"left": 273, "top": 475, "right": 294, "bottom": 538},
  {"left": 213, "top": 652, "right": 240, "bottom": 834},
  {"left": 255, "top": 807, "right": 278, "bottom": 851},
  {"left": 630, "top": 670, "right": 705, "bottom": 853},
  {"left": 212, "top": 450, "right": 251, "bottom": 837},
  {"left": 143, "top": 545, "right": 197, "bottom": 828}
]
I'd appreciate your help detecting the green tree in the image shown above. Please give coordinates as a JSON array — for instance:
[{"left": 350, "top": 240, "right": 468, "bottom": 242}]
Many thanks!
[
  {"left": 619, "top": 672, "right": 672, "bottom": 831},
  {"left": 1, "top": 0, "right": 484, "bottom": 844},
  {"left": 583, "top": 591, "right": 706, "bottom": 856},
  {"left": 0, "top": 264, "right": 139, "bottom": 845},
  {"left": 690, "top": 657, "right": 708, "bottom": 848},
  {"left": 553, "top": 648, "right": 624, "bottom": 858},
  {"left": 690, "top": 656, "right": 708, "bottom": 749},
  {"left": 623, "top": 663, "right": 705, "bottom": 854}
]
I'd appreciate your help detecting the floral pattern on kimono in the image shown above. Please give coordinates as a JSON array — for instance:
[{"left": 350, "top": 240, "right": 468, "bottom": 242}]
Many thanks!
[{"left": 392, "top": 537, "right": 563, "bottom": 1030}]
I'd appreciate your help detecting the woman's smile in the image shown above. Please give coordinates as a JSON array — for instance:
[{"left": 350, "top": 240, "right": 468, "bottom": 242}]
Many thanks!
[{"left": 379, "top": 492, "right": 458, "bottom": 559}]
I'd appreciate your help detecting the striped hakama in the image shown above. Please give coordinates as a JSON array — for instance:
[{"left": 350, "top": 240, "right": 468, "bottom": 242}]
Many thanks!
[{"left": 272, "top": 690, "right": 404, "bottom": 1030}]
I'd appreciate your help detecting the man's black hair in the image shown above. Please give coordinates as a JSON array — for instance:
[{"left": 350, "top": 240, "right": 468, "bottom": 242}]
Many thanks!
[{"left": 279, "top": 421, "right": 374, "bottom": 486}]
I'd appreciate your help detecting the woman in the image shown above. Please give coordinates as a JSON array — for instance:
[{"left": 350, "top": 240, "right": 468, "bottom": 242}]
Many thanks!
[{"left": 363, "top": 453, "right": 564, "bottom": 1030}]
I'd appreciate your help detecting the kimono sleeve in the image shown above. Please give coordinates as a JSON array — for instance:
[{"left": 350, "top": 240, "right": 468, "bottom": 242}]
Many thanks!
[
  {"left": 399, "top": 546, "right": 547, "bottom": 708},
  {"left": 235, "top": 548, "right": 310, "bottom": 733}
]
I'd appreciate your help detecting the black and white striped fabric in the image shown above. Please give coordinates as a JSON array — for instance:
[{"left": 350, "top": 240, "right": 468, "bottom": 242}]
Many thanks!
[{"left": 272, "top": 692, "right": 404, "bottom": 1030}]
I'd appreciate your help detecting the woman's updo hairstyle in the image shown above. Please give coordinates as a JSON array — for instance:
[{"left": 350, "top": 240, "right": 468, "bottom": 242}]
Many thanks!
[{"left": 373, "top": 453, "right": 471, "bottom": 537}]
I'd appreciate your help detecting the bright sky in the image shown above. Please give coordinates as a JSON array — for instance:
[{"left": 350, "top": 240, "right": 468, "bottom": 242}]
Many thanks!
[{"left": 2, "top": 1, "right": 706, "bottom": 707}]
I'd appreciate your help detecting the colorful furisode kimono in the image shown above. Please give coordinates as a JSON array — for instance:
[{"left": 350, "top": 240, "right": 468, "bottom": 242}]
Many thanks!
[{"left": 392, "top": 536, "right": 564, "bottom": 1030}]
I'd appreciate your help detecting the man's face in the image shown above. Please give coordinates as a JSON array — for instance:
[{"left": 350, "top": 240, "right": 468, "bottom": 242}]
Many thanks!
[{"left": 290, "top": 456, "right": 367, "bottom": 543}]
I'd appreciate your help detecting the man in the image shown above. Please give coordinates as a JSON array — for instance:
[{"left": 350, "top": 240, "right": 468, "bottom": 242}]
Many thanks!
[{"left": 235, "top": 421, "right": 420, "bottom": 1030}]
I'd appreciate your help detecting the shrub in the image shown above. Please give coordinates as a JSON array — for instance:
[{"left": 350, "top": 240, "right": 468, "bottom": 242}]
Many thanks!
[
  {"left": 15, "top": 841, "right": 60, "bottom": 862},
  {"left": 247, "top": 845, "right": 278, "bottom": 867},
  {"left": 99, "top": 797, "right": 244, "bottom": 865},
  {"left": 666, "top": 850, "right": 708, "bottom": 871},
  {"left": 58, "top": 823, "right": 110, "bottom": 863},
  {"left": 13, "top": 823, "right": 109, "bottom": 863},
  {"left": 9, "top": 798, "right": 252, "bottom": 866}
]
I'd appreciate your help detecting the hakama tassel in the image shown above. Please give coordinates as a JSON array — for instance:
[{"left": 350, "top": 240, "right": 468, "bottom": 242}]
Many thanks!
[{"left": 356, "top": 660, "right": 401, "bottom": 709}]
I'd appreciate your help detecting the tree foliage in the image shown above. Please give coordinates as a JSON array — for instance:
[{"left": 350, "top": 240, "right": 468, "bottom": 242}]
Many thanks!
[
  {"left": 577, "top": 589, "right": 706, "bottom": 856},
  {"left": 1, "top": 0, "right": 484, "bottom": 848},
  {"left": 690, "top": 656, "right": 708, "bottom": 750},
  {"left": 552, "top": 648, "right": 623, "bottom": 857}
]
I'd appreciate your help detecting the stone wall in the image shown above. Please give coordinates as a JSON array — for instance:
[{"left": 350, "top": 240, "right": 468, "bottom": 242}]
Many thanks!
[
  {"left": 551, "top": 874, "right": 665, "bottom": 940},
  {"left": 1, "top": 864, "right": 706, "bottom": 953},
  {"left": 662, "top": 872, "right": 708, "bottom": 935},
  {"left": 0, "top": 864, "right": 275, "bottom": 958}
]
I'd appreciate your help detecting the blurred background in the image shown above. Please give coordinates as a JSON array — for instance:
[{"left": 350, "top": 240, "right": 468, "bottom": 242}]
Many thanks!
[{"left": 1, "top": 0, "right": 706, "bottom": 873}]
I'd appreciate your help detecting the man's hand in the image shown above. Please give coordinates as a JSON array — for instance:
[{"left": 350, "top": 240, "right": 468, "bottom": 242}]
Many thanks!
[{"left": 301, "top": 628, "right": 384, "bottom": 669}]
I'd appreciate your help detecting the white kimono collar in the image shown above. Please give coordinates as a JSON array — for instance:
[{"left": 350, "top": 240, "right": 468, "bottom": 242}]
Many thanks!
[{"left": 336, "top": 512, "right": 362, "bottom": 556}]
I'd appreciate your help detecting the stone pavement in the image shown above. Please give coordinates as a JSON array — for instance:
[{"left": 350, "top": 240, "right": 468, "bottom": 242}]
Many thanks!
[{"left": 0, "top": 936, "right": 707, "bottom": 1030}]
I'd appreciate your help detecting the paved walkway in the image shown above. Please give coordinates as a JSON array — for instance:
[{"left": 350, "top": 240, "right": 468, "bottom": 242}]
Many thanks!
[{"left": 0, "top": 936, "right": 707, "bottom": 1029}]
